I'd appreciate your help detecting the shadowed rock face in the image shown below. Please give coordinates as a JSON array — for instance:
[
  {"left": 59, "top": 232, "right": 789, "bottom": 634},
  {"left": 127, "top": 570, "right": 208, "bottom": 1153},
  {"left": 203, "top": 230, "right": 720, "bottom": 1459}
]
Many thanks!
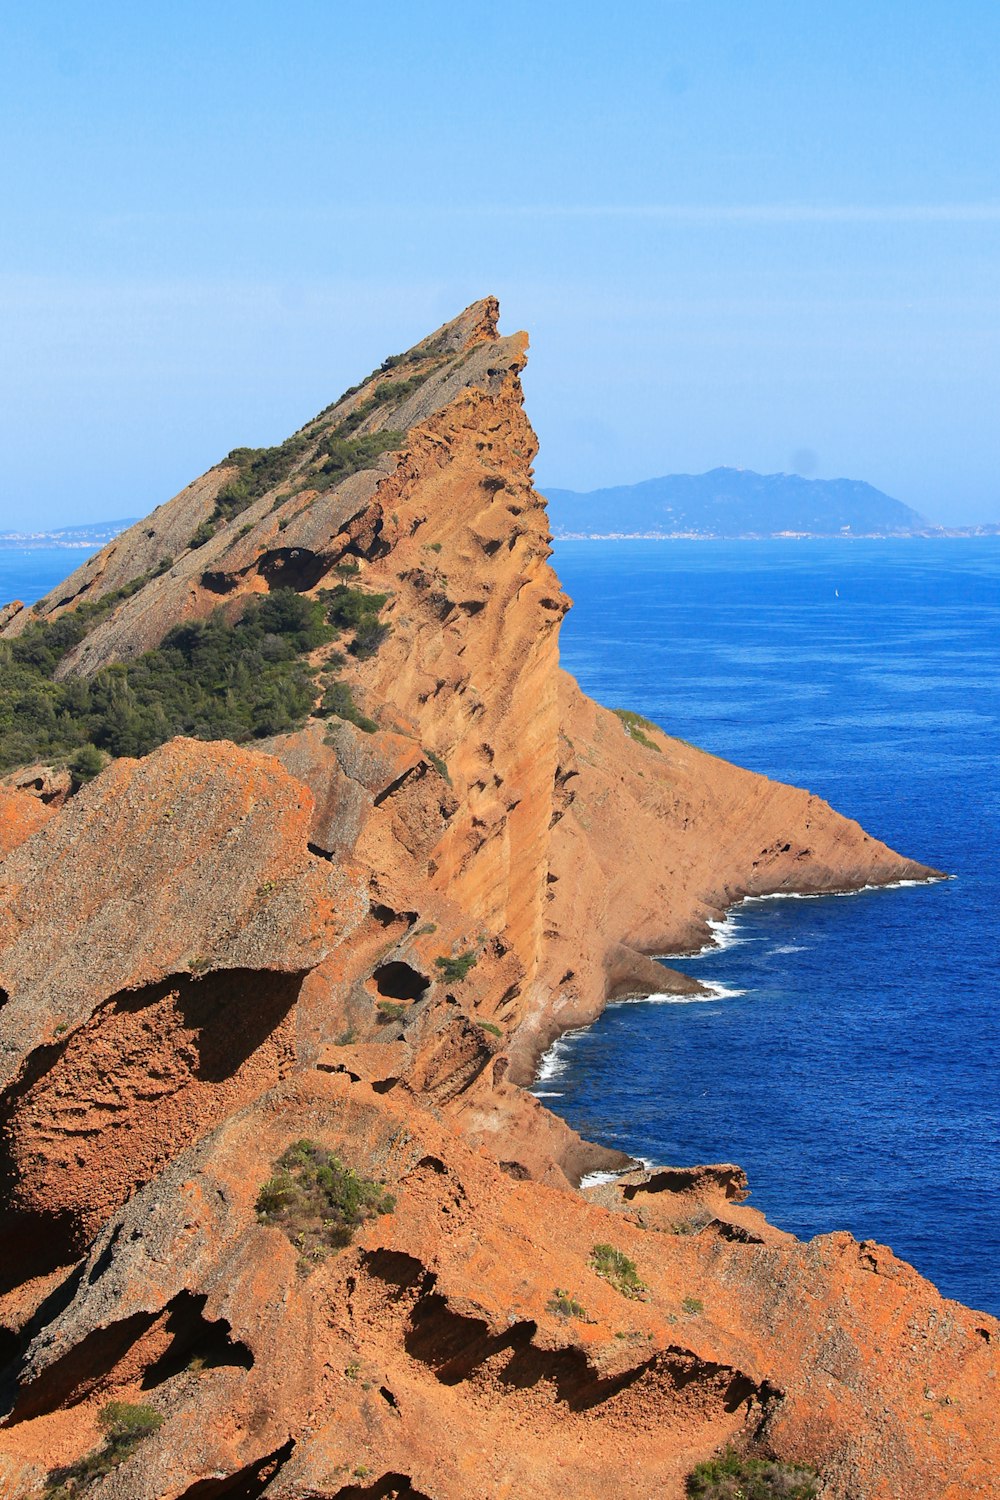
[{"left": 0, "top": 300, "right": 993, "bottom": 1500}]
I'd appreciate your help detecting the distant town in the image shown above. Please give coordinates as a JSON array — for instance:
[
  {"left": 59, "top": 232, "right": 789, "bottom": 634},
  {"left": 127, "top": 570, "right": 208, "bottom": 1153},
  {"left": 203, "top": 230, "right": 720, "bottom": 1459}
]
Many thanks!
[{"left": 0, "top": 520, "right": 138, "bottom": 550}]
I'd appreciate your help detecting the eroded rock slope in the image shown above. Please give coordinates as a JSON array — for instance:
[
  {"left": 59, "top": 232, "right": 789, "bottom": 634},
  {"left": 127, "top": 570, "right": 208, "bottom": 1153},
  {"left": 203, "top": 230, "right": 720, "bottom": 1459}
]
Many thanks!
[{"left": 0, "top": 300, "right": 994, "bottom": 1499}]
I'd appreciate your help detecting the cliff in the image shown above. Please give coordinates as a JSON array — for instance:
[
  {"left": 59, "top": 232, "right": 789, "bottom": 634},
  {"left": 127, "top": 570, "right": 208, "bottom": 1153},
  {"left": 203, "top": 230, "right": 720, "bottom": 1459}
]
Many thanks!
[{"left": 0, "top": 300, "right": 994, "bottom": 1499}]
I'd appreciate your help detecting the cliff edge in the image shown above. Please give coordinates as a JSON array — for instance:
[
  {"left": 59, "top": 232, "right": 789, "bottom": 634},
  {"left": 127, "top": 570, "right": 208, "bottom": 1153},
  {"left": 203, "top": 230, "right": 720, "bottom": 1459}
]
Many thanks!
[{"left": 0, "top": 301, "right": 993, "bottom": 1500}]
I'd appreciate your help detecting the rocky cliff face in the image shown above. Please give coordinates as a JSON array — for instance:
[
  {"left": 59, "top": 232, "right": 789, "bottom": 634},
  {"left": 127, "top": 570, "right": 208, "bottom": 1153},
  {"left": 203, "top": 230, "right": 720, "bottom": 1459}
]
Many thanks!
[{"left": 0, "top": 301, "right": 994, "bottom": 1499}]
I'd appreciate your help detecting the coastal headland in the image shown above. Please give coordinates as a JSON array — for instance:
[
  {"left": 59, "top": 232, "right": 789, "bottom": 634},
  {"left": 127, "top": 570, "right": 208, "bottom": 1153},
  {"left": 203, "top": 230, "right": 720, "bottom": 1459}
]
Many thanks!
[{"left": 0, "top": 300, "right": 995, "bottom": 1499}]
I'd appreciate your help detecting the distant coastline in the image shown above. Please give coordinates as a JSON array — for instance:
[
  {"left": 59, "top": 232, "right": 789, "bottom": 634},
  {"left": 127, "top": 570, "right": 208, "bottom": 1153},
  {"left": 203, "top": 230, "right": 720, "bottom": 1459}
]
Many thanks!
[
  {"left": 0, "top": 519, "right": 137, "bottom": 550},
  {"left": 553, "top": 526, "right": 1000, "bottom": 540},
  {"left": 544, "top": 467, "right": 999, "bottom": 541}
]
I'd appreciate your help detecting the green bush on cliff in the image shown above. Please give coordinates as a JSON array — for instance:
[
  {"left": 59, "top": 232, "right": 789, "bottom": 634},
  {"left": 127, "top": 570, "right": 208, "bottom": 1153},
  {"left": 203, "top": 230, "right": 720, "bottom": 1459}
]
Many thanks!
[
  {"left": 590, "top": 1243, "right": 647, "bottom": 1299},
  {"left": 686, "top": 1449, "right": 818, "bottom": 1499},
  {"left": 0, "top": 588, "right": 332, "bottom": 772},
  {"left": 320, "top": 583, "right": 391, "bottom": 659},
  {"left": 434, "top": 950, "right": 478, "bottom": 984},
  {"left": 612, "top": 707, "right": 662, "bottom": 753},
  {"left": 547, "top": 1288, "right": 587, "bottom": 1320},
  {"left": 67, "top": 744, "right": 106, "bottom": 784},
  {"left": 256, "top": 1139, "right": 395, "bottom": 1268},
  {"left": 316, "top": 428, "right": 404, "bottom": 483},
  {"left": 43, "top": 1401, "right": 163, "bottom": 1496},
  {"left": 317, "top": 680, "right": 378, "bottom": 733},
  {"left": 210, "top": 432, "right": 314, "bottom": 524}
]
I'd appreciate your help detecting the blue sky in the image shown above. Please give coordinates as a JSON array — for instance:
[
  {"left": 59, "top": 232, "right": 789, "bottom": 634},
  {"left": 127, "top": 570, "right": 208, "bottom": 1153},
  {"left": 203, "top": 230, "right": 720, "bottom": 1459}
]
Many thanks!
[{"left": 1, "top": 1, "right": 998, "bottom": 527}]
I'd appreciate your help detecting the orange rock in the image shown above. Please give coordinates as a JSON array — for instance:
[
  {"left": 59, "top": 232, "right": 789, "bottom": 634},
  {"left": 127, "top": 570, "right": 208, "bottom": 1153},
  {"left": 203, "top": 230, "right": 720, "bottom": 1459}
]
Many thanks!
[{"left": 0, "top": 789, "right": 55, "bottom": 859}]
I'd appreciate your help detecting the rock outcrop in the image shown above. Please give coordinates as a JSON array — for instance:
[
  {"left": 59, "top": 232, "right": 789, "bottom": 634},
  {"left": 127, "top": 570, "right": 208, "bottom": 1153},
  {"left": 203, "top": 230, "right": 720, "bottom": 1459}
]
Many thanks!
[{"left": 0, "top": 300, "right": 994, "bottom": 1499}]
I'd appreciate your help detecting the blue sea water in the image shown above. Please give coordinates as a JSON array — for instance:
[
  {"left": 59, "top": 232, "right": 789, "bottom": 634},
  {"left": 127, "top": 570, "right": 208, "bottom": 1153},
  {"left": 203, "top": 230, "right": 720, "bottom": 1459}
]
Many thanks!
[
  {"left": 544, "top": 538, "right": 1000, "bottom": 1318},
  {"left": 4, "top": 542, "right": 999, "bottom": 1315},
  {"left": 0, "top": 550, "right": 92, "bottom": 610}
]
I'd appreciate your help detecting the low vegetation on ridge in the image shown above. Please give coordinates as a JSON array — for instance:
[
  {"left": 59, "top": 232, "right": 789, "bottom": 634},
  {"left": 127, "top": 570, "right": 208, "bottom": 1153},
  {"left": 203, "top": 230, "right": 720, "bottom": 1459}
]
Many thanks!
[
  {"left": 43, "top": 1401, "right": 163, "bottom": 1497},
  {"left": 685, "top": 1449, "right": 818, "bottom": 1499},
  {"left": 0, "top": 590, "right": 330, "bottom": 771},
  {"left": 256, "top": 1139, "right": 396, "bottom": 1269},
  {"left": 590, "top": 1242, "right": 647, "bottom": 1299},
  {"left": 0, "top": 582, "right": 392, "bottom": 775},
  {"left": 434, "top": 950, "right": 479, "bottom": 983},
  {"left": 612, "top": 707, "right": 662, "bottom": 753},
  {"left": 185, "top": 362, "right": 416, "bottom": 550}
]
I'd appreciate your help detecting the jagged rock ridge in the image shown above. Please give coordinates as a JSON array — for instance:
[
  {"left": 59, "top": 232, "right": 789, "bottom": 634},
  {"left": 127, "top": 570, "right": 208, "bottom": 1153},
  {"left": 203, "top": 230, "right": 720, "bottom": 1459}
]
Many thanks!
[{"left": 0, "top": 300, "right": 995, "bottom": 1499}]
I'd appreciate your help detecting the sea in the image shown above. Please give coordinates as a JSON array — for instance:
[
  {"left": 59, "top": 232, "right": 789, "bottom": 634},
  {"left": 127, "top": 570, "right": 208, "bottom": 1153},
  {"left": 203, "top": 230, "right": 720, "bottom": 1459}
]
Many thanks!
[
  {"left": 3, "top": 539, "right": 998, "bottom": 1317},
  {"left": 544, "top": 538, "right": 1000, "bottom": 1318}
]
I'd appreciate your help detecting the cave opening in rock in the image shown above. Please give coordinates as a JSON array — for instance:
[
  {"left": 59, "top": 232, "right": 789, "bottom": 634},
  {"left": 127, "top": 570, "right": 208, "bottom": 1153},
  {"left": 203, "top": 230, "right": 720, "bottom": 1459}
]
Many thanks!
[
  {"left": 371, "top": 962, "right": 430, "bottom": 1002},
  {"left": 142, "top": 1291, "right": 254, "bottom": 1386}
]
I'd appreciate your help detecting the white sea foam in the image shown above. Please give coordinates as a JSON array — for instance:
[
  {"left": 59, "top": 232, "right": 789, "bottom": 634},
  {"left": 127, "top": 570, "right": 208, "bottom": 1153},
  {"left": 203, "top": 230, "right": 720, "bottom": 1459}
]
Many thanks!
[
  {"left": 661, "top": 913, "right": 746, "bottom": 958},
  {"left": 774, "top": 943, "right": 805, "bottom": 954},
  {"left": 658, "top": 874, "right": 947, "bottom": 964},
  {"left": 532, "top": 1027, "right": 588, "bottom": 1084},
  {"left": 532, "top": 1047, "right": 566, "bottom": 1084},
  {"left": 742, "top": 873, "right": 950, "bottom": 906},
  {"left": 578, "top": 1169, "right": 627, "bottom": 1190},
  {"left": 609, "top": 982, "right": 745, "bottom": 1006},
  {"left": 579, "top": 1154, "right": 657, "bottom": 1192},
  {"left": 706, "top": 915, "right": 748, "bottom": 949},
  {"left": 700, "top": 981, "right": 747, "bottom": 1000}
]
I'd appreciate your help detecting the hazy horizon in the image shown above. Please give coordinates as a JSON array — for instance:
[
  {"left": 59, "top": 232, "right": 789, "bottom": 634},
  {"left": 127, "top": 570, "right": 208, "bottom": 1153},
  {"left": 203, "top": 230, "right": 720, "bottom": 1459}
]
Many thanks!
[
  {"left": 6, "top": 461, "right": 1000, "bottom": 537},
  {"left": 2, "top": 3, "right": 998, "bottom": 530}
]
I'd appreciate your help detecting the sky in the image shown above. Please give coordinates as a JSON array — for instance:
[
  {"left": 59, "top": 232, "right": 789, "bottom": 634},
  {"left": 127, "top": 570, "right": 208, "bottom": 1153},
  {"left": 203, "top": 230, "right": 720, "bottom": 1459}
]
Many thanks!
[{"left": 1, "top": 1, "right": 998, "bottom": 529}]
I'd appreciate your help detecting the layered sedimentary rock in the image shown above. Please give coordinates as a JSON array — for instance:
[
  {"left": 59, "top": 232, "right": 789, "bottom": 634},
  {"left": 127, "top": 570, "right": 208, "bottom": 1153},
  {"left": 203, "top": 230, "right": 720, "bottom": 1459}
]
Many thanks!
[{"left": 0, "top": 300, "right": 994, "bottom": 1499}]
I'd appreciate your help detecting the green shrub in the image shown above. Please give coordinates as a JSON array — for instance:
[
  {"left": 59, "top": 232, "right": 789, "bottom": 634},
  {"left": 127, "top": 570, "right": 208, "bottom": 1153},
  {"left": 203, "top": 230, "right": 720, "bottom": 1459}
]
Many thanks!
[
  {"left": 686, "top": 1449, "right": 818, "bottom": 1499},
  {"left": 372, "top": 372, "right": 424, "bottom": 405},
  {"left": 434, "top": 950, "right": 478, "bottom": 984},
  {"left": 0, "top": 588, "right": 332, "bottom": 773},
  {"left": 188, "top": 519, "right": 217, "bottom": 549},
  {"left": 425, "top": 748, "right": 450, "bottom": 782},
  {"left": 317, "top": 680, "right": 378, "bottom": 734},
  {"left": 319, "top": 584, "right": 390, "bottom": 660},
  {"left": 43, "top": 1401, "right": 163, "bottom": 1496},
  {"left": 376, "top": 999, "right": 408, "bottom": 1023},
  {"left": 210, "top": 432, "right": 314, "bottom": 524},
  {"left": 322, "top": 583, "right": 388, "bottom": 631},
  {"left": 350, "top": 617, "right": 390, "bottom": 660},
  {"left": 207, "top": 404, "right": 405, "bottom": 527},
  {"left": 479, "top": 1020, "right": 502, "bottom": 1038},
  {"left": 67, "top": 744, "right": 106, "bottom": 784},
  {"left": 682, "top": 1295, "right": 704, "bottom": 1315},
  {"left": 99, "top": 1403, "right": 163, "bottom": 1446},
  {"left": 547, "top": 1288, "right": 586, "bottom": 1320},
  {"left": 590, "top": 1243, "right": 647, "bottom": 1299},
  {"left": 612, "top": 707, "right": 662, "bottom": 753},
  {"left": 256, "top": 1139, "right": 395, "bottom": 1267},
  {"left": 316, "top": 428, "right": 404, "bottom": 482}
]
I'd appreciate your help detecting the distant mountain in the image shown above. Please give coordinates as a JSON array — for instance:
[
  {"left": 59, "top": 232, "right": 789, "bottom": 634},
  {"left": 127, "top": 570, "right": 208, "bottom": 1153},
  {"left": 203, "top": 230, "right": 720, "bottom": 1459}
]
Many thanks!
[
  {"left": 0, "top": 518, "right": 138, "bottom": 549},
  {"left": 543, "top": 469, "right": 931, "bottom": 538}
]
